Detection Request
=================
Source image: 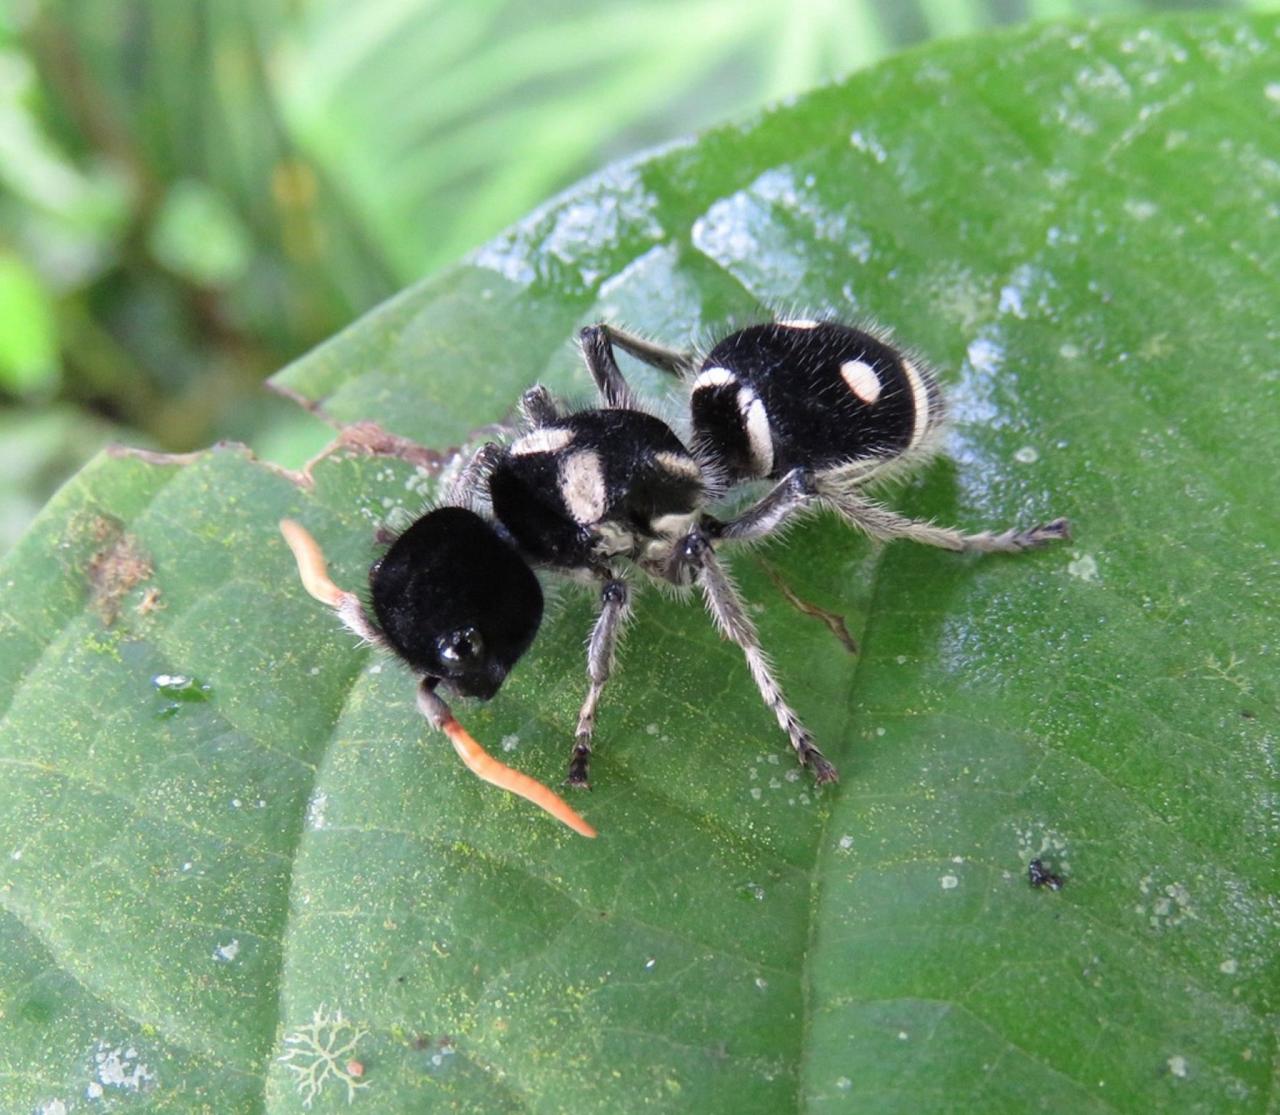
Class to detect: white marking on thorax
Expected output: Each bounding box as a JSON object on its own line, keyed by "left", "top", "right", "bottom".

{"left": 511, "top": 427, "right": 574, "bottom": 455}
{"left": 738, "top": 387, "right": 774, "bottom": 476}
{"left": 902, "top": 359, "right": 932, "bottom": 448}
{"left": 560, "top": 449, "right": 607, "bottom": 524}
{"left": 651, "top": 511, "right": 698, "bottom": 538}
{"left": 653, "top": 450, "right": 703, "bottom": 482}
{"left": 839, "top": 359, "right": 882, "bottom": 404}
{"left": 595, "top": 521, "right": 636, "bottom": 556}
{"left": 693, "top": 366, "right": 737, "bottom": 391}
{"left": 779, "top": 318, "right": 819, "bottom": 329}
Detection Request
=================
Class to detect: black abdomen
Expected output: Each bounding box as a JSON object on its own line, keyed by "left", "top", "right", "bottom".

{"left": 690, "top": 320, "right": 942, "bottom": 482}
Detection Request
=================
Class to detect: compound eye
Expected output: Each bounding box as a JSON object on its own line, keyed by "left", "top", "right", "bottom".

{"left": 439, "top": 626, "right": 485, "bottom": 664}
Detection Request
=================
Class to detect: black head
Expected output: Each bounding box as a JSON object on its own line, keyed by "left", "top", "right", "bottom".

{"left": 369, "top": 507, "right": 543, "bottom": 700}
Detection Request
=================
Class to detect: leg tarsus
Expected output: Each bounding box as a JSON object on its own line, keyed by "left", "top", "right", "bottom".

{"left": 567, "top": 577, "right": 631, "bottom": 789}
{"left": 807, "top": 750, "right": 840, "bottom": 784}
{"left": 578, "top": 326, "right": 636, "bottom": 409}
{"left": 518, "top": 385, "right": 560, "bottom": 428}
{"left": 566, "top": 740, "right": 593, "bottom": 790}
{"left": 823, "top": 489, "right": 1071, "bottom": 555}
{"left": 678, "top": 529, "right": 837, "bottom": 785}
{"left": 583, "top": 322, "right": 695, "bottom": 378}
{"left": 1011, "top": 517, "right": 1072, "bottom": 549}
{"left": 447, "top": 441, "right": 503, "bottom": 509}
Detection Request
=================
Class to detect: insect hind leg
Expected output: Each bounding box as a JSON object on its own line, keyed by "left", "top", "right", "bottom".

{"left": 671, "top": 530, "right": 838, "bottom": 784}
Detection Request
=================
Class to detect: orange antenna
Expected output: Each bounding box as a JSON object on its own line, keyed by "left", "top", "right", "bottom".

{"left": 280, "top": 518, "right": 597, "bottom": 838}
{"left": 280, "top": 518, "right": 346, "bottom": 608}
{"left": 417, "top": 682, "right": 597, "bottom": 838}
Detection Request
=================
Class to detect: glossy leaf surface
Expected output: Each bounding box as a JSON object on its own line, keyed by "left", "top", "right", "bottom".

{"left": 3, "top": 15, "right": 1277, "bottom": 1112}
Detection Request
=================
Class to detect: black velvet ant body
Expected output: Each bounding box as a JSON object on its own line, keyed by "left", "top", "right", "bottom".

{"left": 283, "top": 317, "right": 1069, "bottom": 835}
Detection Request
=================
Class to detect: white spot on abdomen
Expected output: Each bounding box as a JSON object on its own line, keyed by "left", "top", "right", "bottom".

{"left": 511, "top": 427, "right": 574, "bottom": 456}
{"left": 560, "top": 450, "right": 607, "bottom": 524}
{"left": 840, "top": 359, "right": 882, "bottom": 403}
{"left": 738, "top": 388, "right": 774, "bottom": 476}
{"left": 901, "top": 359, "right": 932, "bottom": 447}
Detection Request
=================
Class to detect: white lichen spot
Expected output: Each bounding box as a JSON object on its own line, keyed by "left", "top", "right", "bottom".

{"left": 898, "top": 1030, "right": 910, "bottom": 1041}
{"left": 849, "top": 129, "right": 888, "bottom": 163}
{"left": 836, "top": 1076, "right": 852, "bottom": 1091}
{"left": 785, "top": 769, "right": 801, "bottom": 783}
{"left": 767, "top": 754, "right": 780, "bottom": 765}
{"left": 1124, "top": 199, "right": 1158, "bottom": 221}
{"left": 1016, "top": 825, "right": 1071, "bottom": 873}
{"left": 940, "top": 874, "right": 960, "bottom": 890}
{"left": 769, "top": 777, "right": 782, "bottom": 790}
{"left": 1148, "top": 882, "right": 1195, "bottom": 930}
{"left": 1059, "top": 341, "right": 1081, "bottom": 360}
{"left": 875, "top": 727, "right": 886, "bottom": 738}
{"left": 86, "top": 1081, "right": 104, "bottom": 1097}
{"left": 750, "top": 787, "right": 763, "bottom": 800}
{"left": 646, "top": 723, "right": 660, "bottom": 736}
{"left": 838, "top": 835, "right": 854, "bottom": 851}
{"left": 966, "top": 336, "right": 1004, "bottom": 376}
{"left": 501, "top": 734, "right": 520, "bottom": 753}
{"left": 744, "top": 882, "right": 765, "bottom": 901}
{"left": 214, "top": 939, "right": 240, "bottom": 963}
{"left": 94, "top": 1043, "right": 155, "bottom": 1093}
{"left": 278, "top": 1004, "right": 371, "bottom": 1108}
{"left": 644, "top": 957, "right": 656, "bottom": 970}
{"left": 1067, "top": 554, "right": 1100, "bottom": 582}
{"left": 309, "top": 666, "right": 321, "bottom": 676}
{"left": 998, "top": 284, "right": 1026, "bottom": 318}
{"left": 1167, "top": 1054, "right": 1189, "bottom": 1079}
{"left": 38, "top": 1102, "right": 67, "bottom": 1115}
{"left": 305, "top": 791, "right": 328, "bottom": 831}
{"left": 1013, "top": 445, "right": 1040, "bottom": 464}
{"left": 754, "top": 977, "right": 769, "bottom": 990}
{"left": 1265, "top": 82, "right": 1280, "bottom": 104}
{"left": 1220, "top": 958, "right": 1238, "bottom": 975}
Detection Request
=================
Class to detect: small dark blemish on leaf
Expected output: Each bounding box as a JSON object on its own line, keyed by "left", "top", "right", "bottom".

{"left": 1028, "top": 859, "right": 1064, "bottom": 890}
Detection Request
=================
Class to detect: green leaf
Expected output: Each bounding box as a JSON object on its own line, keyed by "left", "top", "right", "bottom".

{"left": 0, "top": 252, "right": 58, "bottom": 393}
{"left": 3, "top": 13, "right": 1278, "bottom": 1112}
{"left": 148, "top": 180, "right": 254, "bottom": 289}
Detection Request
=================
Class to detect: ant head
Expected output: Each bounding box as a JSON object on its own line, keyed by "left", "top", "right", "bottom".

{"left": 370, "top": 507, "right": 543, "bottom": 700}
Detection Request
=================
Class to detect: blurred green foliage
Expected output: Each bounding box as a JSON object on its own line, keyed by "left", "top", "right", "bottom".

{"left": 0, "top": 0, "right": 1276, "bottom": 552}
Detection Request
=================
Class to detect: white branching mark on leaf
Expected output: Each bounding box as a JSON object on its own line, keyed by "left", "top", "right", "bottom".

{"left": 1202, "top": 651, "right": 1252, "bottom": 695}
{"left": 278, "top": 1004, "right": 371, "bottom": 1107}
